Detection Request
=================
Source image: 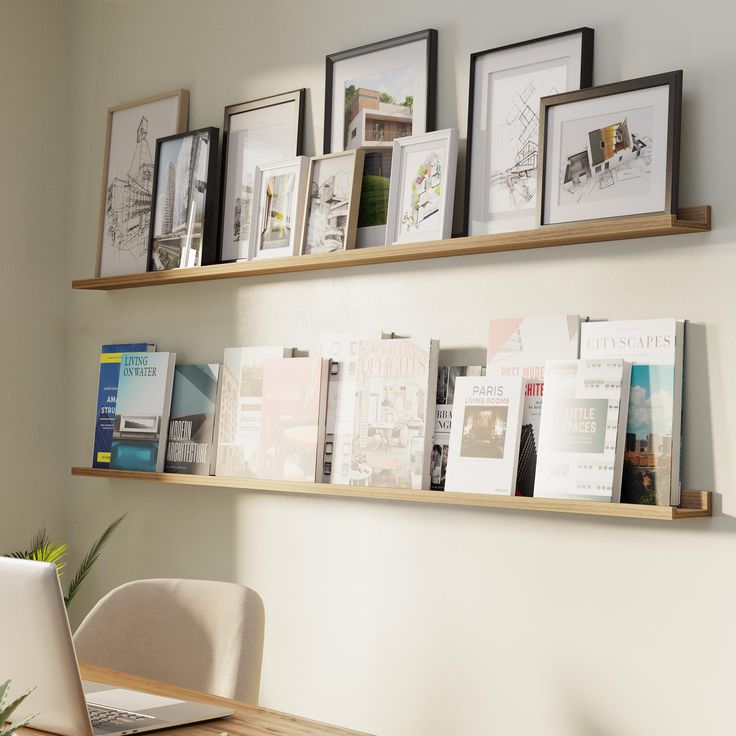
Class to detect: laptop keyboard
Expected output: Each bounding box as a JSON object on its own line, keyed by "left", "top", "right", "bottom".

{"left": 88, "top": 703, "right": 155, "bottom": 728}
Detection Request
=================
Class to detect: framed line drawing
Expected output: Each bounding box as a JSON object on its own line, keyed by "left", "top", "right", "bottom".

{"left": 300, "top": 150, "right": 365, "bottom": 255}
{"left": 465, "top": 28, "right": 593, "bottom": 236}
{"left": 249, "top": 156, "right": 309, "bottom": 260}
{"left": 324, "top": 29, "right": 437, "bottom": 154}
{"left": 538, "top": 70, "right": 682, "bottom": 226}
{"left": 385, "top": 128, "right": 458, "bottom": 245}
{"left": 96, "top": 89, "right": 189, "bottom": 277}
{"left": 219, "top": 89, "right": 305, "bottom": 262}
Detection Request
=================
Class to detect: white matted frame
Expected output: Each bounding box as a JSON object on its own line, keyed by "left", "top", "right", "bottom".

{"left": 385, "top": 128, "right": 458, "bottom": 245}
{"left": 300, "top": 150, "right": 365, "bottom": 255}
{"left": 248, "top": 156, "right": 309, "bottom": 260}
{"left": 96, "top": 89, "right": 189, "bottom": 277}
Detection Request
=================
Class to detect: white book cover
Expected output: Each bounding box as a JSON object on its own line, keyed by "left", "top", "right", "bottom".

{"left": 215, "top": 345, "right": 293, "bottom": 477}
{"left": 487, "top": 316, "right": 581, "bottom": 496}
{"left": 350, "top": 337, "right": 439, "bottom": 490}
{"left": 580, "top": 319, "right": 685, "bottom": 506}
{"left": 431, "top": 365, "right": 485, "bottom": 491}
{"left": 444, "top": 373, "right": 524, "bottom": 495}
{"left": 534, "top": 358, "right": 631, "bottom": 503}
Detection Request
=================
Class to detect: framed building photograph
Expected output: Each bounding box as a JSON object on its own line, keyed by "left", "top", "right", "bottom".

{"left": 96, "top": 89, "right": 189, "bottom": 277}
{"left": 385, "top": 128, "right": 458, "bottom": 245}
{"left": 219, "top": 89, "right": 305, "bottom": 262}
{"left": 538, "top": 70, "right": 682, "bottom": 226}
{"left": 465, "top": 28, "right": 593, "bottom": 236}
{"left": 148, "top": 127, "right": 219, "bottom": 271}
{"left": 324, "top": 29, "right": 437, "bottom": 154}
{"left": 300, "top": 150, "right": 365, "bottom": 255}
{"left": 356, "top": 146, "right": 393, "bottom": 247}
{"left": 249, "top": 156, "right": 310, "bottom": 260}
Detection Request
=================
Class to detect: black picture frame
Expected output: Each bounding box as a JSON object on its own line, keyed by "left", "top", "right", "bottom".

{"left": 218, "top": 89, "right": 305, "bottom": 263}
{"left": 147, "top": 126, "right": 220, "bottom": 272}
{"left": 537, "top": 70, "right": 682, "bottom": 226}
{"left": 324, "top": 29, "right": 438, "bottom": 155}
{"left": 463, "top": 27, "right": 594, "bottom": 237}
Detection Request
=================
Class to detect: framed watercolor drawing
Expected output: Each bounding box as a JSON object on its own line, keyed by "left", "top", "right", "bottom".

{"left": 249, "top": 156, "right": 309, "bottom": 260}
{"left": 324, "top": 29, "right": 437, "bottom": 154}
{"left": 148, "top": 127, "right": 219, "bottom": 271}
{"left": 356, "top": 146, "right": 393, "bottom": 247}
{"left": 219, "top": 89, "right": 305, "bottom": 262}
{"left": 385, "top": 128, "right": 458, "bottom": 245}
{"left": 300, "top": 150, "right": 365, "bottom": 255}
{"left": 538, "top": 70, "right": 682, "bottom": 226}
{"left": 465, "top": 28, "right": 593, "bottom": 236}
{"left": 96, "top": 89, "right": 189, "bottom": 277}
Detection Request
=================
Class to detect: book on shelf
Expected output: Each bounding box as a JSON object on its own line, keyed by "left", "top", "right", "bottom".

{"left": 164, "top": 364, "right": 222, "bottom": 476}
{"left": 431, "top": 365, "right": 485, "bottom": 491}
{"left": 580, "top": 319, "right": 685, "bottom": 506}
{"left": 487, "top": 316, "right": 582, "bottom": 496}
{"left": 534, "top": 358, "right": 631, "bottom": 503}
{"left": 92, "top": 342, "right": 156, "bottom": 468}
{"left": 444, "top": 372, "right": 525, "bottom": 494}
{"left": 215, "top": 346, "right": 293, "bottom": 478}
{"left": 258, "top": 357, "right": 331, "bottom": 482}
{"left": 109, "top": 351, "right": 177, "bottom": 473}
{"left": 350, "top": 337, "right": 440, "bottom": 490}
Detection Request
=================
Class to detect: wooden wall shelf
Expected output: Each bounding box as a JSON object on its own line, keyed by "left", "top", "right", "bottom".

{"left": 70, "top": 467, "right": 712, "bottom": 521}
{"left": 72, "top": 206, "right": 711, "bottom": 291}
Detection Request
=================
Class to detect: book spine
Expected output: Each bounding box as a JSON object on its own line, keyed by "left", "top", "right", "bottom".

{"left": 155, "top": 353, "right": 177, "bottom": 473}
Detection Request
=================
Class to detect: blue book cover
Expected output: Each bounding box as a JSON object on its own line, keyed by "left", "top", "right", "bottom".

{"left": 110, "top": 352, "right": 177, "bottom": 473}
{"left": 92, "top": 342, "right": 155, "bottom": 468}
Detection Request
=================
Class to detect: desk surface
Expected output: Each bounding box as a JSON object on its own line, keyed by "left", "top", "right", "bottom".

{"left": 21, "top": 664, "right": 374, "bottom": 736}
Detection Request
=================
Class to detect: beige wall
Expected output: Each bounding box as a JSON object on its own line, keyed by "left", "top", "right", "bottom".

{"left": 29, "top": 0, "right": 736, "bottom": 734}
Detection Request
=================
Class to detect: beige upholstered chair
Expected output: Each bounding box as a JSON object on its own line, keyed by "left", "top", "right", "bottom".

{"left": 73, "top": 578, "right": 265, "bottom": 704}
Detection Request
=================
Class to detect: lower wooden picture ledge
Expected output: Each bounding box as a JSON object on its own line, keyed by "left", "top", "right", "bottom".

{"left": 70, "top": 467, "right": 711, "bottom": 521}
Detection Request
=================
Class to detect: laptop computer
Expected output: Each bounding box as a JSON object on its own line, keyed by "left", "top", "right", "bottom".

{"left": 1, "top": 557, "right": 234, "bottom": 736}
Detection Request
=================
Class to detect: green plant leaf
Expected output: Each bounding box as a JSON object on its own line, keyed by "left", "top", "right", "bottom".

{"left": 28, "top": 527, "right": 50, "bottom": 554}
{"left": 29, "top": 542, "right": 68, "bottom": 575}
{"left": 0, "top": 679, "right": 10, "bottom": 709}
{"left": 0, "top": 685, "right": 36, "bottom": 726}
{"left": 0, "top": 710, "right": 39, "bottom": 736}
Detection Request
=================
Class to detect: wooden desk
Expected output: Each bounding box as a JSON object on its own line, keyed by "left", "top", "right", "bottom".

{"left": 21, "top": 664, "right": 374, "bottom": 736}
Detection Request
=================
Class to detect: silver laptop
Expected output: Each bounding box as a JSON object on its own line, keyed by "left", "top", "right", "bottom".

{"left": 1, "top": 557, "right": 234, "bottom": 736}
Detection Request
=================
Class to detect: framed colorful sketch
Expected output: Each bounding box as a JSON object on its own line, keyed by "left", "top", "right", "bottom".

{"left": 464, "top": 28, "right": 593, "bottom": 236}
{"left": 219, "top": 89, "right": 305, "bottom": 262}
{"left": 148, "top": 127, "right": 219, "bottom": 271}
{"left": 324, "top": 29, "right": 437, "bottom": 154}
{"left": 538, "top": 70, "right": 682, "bottom": 225}
{"left": 300, "top": 150, "right": 365, "bottom": 255}
{"left": 385, "top": 128, "right": 458, "bottom": 244}
{"left": 249, "top": 156, "right": 309, "bottom": 260}
{"left": 96, "top": 89, "right": 189, "bottom": 277}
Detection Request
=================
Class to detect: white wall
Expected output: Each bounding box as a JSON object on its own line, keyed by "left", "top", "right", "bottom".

{"left": 58, "top": 0, "right": 736, "bottom": 734}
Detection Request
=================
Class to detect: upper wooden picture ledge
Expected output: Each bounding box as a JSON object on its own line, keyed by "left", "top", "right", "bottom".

{"left": 73, "top": 206, "right": 711, "bottom": 291}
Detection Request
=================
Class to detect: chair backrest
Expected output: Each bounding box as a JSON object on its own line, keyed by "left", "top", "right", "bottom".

{"left": 73, "top": 578, "right": 265, "bottom": 704}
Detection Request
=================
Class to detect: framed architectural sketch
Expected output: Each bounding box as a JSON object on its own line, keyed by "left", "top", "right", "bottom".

{"left": 356, "top": 146, "right": 393, "bottom": 248}
{"left": 385, "top": 128, "right": 458, "bottom": 244}
{"left": 148, "top": 127, "right": 219, "bottom": 271}
{"left": 538, "top": 71, "right": 682, "bottom": 226}
{"left": 324, "top": 29, "right": 437, "bottom": 154}
{"left": 300, "top": 150, "right": 365, "bottom": 255}
{"left": 249, "top": 156, "right": 309, "bottom": 260}
{"left": 219, "top": 89, "right": 305, "bottom": 262}
{"left": 96, "top": 89, "right": 189, "bottom": 277}
{"left": 465, "top": 29, "right": 593, "bottom": 236}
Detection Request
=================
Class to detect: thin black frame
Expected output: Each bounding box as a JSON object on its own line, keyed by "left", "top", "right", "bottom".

{"left": 323, "top": 29, "right": 438, "bottom": 155}
{"left": 463, "top": 27, "right": 594, "bottom": 236}
{"left": 537, "top": 69, "right": 682, "bottom": 226}
{"left": 218, "top": 89, "right": 306, "bottom": 263}
{"left": 147, "top": 126, "right": 220, "bottom": 272}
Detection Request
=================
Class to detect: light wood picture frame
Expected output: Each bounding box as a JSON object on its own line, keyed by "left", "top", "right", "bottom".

{"left": 96, "top": 89, "right": 189, "bottom": 277}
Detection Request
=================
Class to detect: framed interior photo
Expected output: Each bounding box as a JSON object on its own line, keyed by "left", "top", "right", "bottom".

{"left": 300, "top": 150, "right": 365, "bottom": 255}
{"left": 539, "top": 70, "right": 682, "bottom": 226}
{"left": 465, "top": 28, "right": 593, "bottom": 236}
{"left": 96, "top": 89, "right": 189, "bottom": 277}
{"left": 219, "top": 89, "right": 305, "bottom": 262}
{"left": 385, "top": 128, "right": 458, "bottom": 245}
{"left": 249, "top": 156, "right": 309, "bottom": 260}
{"left": 356, "top": 146, "right": 393, "bottom": 247}
{"left": 324, "top": 29, "right": 437, "bottom": 154}
{"left": 148, "top": 127, "right": 219, "bottom": 271}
